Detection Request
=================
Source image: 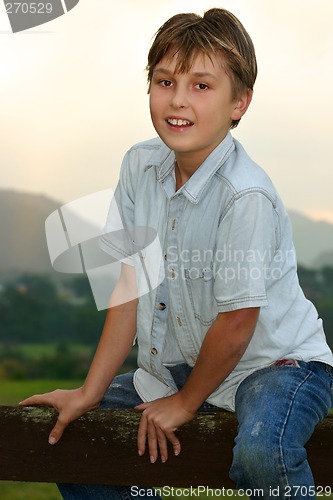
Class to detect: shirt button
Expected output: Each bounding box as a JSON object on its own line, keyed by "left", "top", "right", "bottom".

{"left": 150, "top": 347, "right": 158, "bottom": 356}
{"left": 158, "top": 302, "right": 166, "bottom": 310}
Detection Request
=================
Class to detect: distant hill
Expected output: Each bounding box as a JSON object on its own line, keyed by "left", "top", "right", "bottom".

{"left": 0, "top": 190, "right": 332, "bottom": 282}
{"left": 315, "top": 251, "right": 333, "bottom": 269}
{"left": 288, "top": 210, "right": 333, "bottom": 268}
{"left": 0, "top": 189, "right": 60, "bottom": 281}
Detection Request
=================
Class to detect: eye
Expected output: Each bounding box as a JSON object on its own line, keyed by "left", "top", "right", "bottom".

{"left": 159, "top": 79, "right": 173, "bottom": 87}
{"left": 195, "top": 83, "right": 209, "bottom": 90}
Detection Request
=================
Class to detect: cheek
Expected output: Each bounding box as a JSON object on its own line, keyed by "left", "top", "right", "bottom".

{"left": 196, "top": 105, "right": 217, "bottom": 128}
{"left": 149, "top": 96, "right": 164, "bottom": 131}
{"left": 149, "top": 93, "right": 162, "bottom": 119}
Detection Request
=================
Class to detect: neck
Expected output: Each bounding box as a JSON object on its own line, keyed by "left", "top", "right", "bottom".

{"left": 174, "top": 152, "right": 203, "bottom": 190}
{"left": 175, "top": 160, "right": 193, "bottom": 190}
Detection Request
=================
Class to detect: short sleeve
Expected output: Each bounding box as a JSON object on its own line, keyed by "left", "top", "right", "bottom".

{"left": 98, "top": 149, "right": 165, "bottom": 298}
{"left": 99, "top": 150, "right": 136, "bottom": 263}
{"left": 214, "top": 191, "right": 278, "bottom": 312}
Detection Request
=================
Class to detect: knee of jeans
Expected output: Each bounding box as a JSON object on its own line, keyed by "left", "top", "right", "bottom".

{"left": 282, "top": 442, "right": 308, "bottom": 473}
{"left": 230, "top": 433, "right": 279, "bottom": 485}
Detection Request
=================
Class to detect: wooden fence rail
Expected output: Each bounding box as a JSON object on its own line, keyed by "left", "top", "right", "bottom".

{"left": 0, "top": 406, "right": 332, "bottom": 488}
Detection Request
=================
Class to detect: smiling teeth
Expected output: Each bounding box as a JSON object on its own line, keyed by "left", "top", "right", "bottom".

{"left": 168, "top": 119, "right": 191, "bottom": 126}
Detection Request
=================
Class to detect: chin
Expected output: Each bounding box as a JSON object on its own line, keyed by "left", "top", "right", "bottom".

{"left": 159, "top": 134, "right": 194, "bottom": 152}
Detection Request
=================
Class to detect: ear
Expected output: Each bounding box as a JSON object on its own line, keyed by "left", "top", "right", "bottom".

{"left": 231, "top": 88, "right": 253, "bottom": 121}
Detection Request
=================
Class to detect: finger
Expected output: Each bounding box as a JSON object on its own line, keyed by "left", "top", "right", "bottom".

{"left": 19, "top": 394, "right": 54, "bottom": 407}
{"left": 137, "top": 413, "right": 148, "bottom": 457}
{"left": 156, "top": 428, "right": 168, "bottom": 463}
{"left": 147, "top": 420, "right": 158, "bottom": 464}
{"left": 134, "top": 402, "right": 151, "bottom": 411}
{"left": 165, "top": 431, "right": 181, "bottom": 457}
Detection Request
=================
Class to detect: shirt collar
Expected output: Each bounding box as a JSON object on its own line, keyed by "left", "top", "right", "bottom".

{"left": 145, "top": 132, "right": 235, "bottom": 204}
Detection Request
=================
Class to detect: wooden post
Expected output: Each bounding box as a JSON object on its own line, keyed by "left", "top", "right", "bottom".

{"left": 0, "top": 406, "right": 332, "bottom": 488}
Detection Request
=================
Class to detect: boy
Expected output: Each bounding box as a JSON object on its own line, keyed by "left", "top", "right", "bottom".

{"left": 21, "top": 8, "right": 333, "bottom": 499}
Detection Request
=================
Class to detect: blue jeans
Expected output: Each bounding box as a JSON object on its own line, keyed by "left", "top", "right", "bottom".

{"left": 58, "top": 362, "right": 333, "bottom": 499}
{"left": 230, "top": 360, "right": 333, "bottom": 499}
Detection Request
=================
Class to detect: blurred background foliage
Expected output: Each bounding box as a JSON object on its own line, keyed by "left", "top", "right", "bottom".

{"left": 0, "top": 266, "right": 332, "bottom": 382}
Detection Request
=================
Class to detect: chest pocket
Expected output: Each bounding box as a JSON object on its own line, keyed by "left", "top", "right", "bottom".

{"left": 184, "top": 266, "right": 218, "bottom": 326}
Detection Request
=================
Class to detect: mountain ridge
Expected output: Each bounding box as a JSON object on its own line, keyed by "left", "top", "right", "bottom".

{"left": 0, "top": 189, "right": 332, "bottom": 281}
{"left": 288, "top": 210, "right": 333, "bottom": 268}
{"left": 0, "top": 189, "right": 61, "bottom": 280}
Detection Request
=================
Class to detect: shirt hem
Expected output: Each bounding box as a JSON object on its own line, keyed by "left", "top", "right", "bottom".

{"left": 217, "top": 298, "right": 268, "bottom": 312}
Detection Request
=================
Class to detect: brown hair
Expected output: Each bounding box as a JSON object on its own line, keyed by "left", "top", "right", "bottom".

{"left": 146, "top": 8, "right": 257, "bottom": 128}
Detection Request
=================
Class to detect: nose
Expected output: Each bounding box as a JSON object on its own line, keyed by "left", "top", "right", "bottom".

{"left": 170, "top": 85, "right": 189, "bottom": 109}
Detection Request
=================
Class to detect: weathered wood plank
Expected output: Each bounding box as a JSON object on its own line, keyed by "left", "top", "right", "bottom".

{"left": 0, "top": 406, "right": 332, "bottom": 488}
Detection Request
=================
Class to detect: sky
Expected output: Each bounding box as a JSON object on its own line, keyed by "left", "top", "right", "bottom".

{"left": 0, "top": 0, "right": 332, "bottom": 222}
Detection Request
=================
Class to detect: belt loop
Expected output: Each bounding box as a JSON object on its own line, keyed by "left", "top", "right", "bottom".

{"left": 325, "top": 363, "right": 333, "bottom": 375}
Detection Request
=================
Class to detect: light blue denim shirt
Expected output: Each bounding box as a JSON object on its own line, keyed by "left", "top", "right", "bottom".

{"left": 100, "top": 132, "right": 333, "bottom": 411}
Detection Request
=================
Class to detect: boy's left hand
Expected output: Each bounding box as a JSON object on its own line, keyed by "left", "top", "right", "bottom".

{"left": 135, "top": 393, "right": 195, "bottom": 463}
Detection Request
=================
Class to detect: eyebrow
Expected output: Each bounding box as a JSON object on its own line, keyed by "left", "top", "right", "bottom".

{"left": 153, "top": 67, "right": 218, "bottom": 80}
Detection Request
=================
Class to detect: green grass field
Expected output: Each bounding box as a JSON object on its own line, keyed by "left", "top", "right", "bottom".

{"left": 0, "top": 481, "right": 61, "bottom": 500}
{"left": 0, "top": 378, "right": 83, "bottom": 405}
{"left": 0, "top": 379, "right": 84, "bottom": 406}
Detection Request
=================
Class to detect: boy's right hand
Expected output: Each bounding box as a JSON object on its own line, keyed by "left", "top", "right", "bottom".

{"left": 19, "top": 387, "right": 99, "bottom": 445}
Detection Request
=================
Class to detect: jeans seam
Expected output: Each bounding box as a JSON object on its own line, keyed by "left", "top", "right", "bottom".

{"left": 278, "top": 370, "right": 312, "bottom": 492}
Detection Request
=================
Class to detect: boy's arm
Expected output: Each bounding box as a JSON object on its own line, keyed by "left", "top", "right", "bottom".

{"left": 20, "top": 263, "right": 138, "bottom": 444}
{"left": 136, "top": 307, "right": 259, "bottom": 463}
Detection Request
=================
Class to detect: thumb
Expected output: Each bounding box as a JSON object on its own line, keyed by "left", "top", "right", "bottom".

{"left": 48, "top": 416, "right": 68, "bottom": 445}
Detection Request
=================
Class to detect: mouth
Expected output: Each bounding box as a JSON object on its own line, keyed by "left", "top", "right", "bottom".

{"left": 166, "top": 118, "right": 193, "bottom": 127}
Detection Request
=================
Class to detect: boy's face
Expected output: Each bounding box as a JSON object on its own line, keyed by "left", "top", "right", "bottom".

{"left": 149, "top": 52, "right": 250, "bottom": 170}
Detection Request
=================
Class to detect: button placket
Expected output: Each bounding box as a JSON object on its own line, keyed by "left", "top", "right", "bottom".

{"left": 149, "top": 260, "right": 168, "bottom": 375}
{"left": 166, "top": 196, "right": 199, "bottom": 362}
{"left": 167, "top": 198, "right": 185, "bottom": 339}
